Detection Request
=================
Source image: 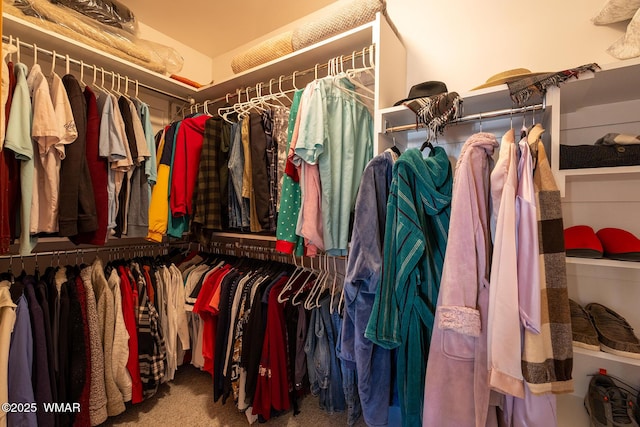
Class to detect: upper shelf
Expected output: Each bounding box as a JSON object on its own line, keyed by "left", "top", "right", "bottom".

{"left": 2, "top": 13, "right": 197, "bottom": 100}
{"left": 2, "top": 11, "right": 390, "bottom": 107}
{"left": 560, "top": 57, "right": 640, "bottom": 113}
{"left": 378, "top": 83, "right": 544, "bottom": 135}
{"left": 192, "top": 21, "right": 376, "bottom": 102}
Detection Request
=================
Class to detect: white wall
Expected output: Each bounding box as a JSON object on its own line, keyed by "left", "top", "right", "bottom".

{"left": 210, "top": 6, "right": 342, "bottom": 84}
{"left": 137, "top": 22, "right": 214, "bottom": 86}
{"left": 386, "top": 0, "right": 629, "bottom": 93}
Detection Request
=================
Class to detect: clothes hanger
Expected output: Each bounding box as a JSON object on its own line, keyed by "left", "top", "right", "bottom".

{"left": 312, "top": 255, "right": 335, "bottom": 310}
{"left": 292, "top": 70, "right": 300, "bottom": 91}
{"left": 278, "top": 75, "right": 292, "bottom": 104}
{"left": 7, "top": 36, "right": 13, "bottom": 63}
{"left": 65, "top": 54, "right": 70, "bottom": 76}
{"left": 123, "top": 76, "right": 131, "bottom": 99}
{"left": 334, "top": 52, "right": 375, "bottom": 104}
{"left": 267, "top": 78, "right": 287, "bottom": 108}
{"left": 277, "top": 254, "right": 305, "bottom": 303}
{"left": 420, "top": 129, "right": 434, "bottom": 152}
{"left": 32, "top": 43, "right": 38, "bottom": 67}
{"left": 49, "top": 50, "right": 57, "bottom": 76}
{"left": 291, "top": 257, "right": 318, "bottom": 306}
{"left": 79, "top": 60, "right": 86, "bottom": 88}
{"left": 133, "top": 80, "right": 144, "bottom": 103}
{"left": 305, "top": 255, "right": 328, "bottom": 310}
{"left": 344, "top": 50, "right": 375, "bottom": 96}
{"left": 330, "top": 256, "right": 346, "bottom": 314}
{"left": 15, "top": 37, "right": 21, "bottom": 64}
{"left": 390, "top": 135, "right": 402, "bottom": 156}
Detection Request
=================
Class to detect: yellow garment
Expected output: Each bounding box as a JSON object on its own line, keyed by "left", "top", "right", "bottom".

{"left": 146, "top": 138, "right": 168, "bottom": 242}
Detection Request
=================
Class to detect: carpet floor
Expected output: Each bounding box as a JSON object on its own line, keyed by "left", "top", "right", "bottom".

{"left": 101, "top": 364, "right": 368, "bottom": 427}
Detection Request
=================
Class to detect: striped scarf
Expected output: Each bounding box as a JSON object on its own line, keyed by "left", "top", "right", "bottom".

{"left": 508, "top": 63, "right": 600, "bottom": 106}
{"left": 404, "top": 92, "right": 462, "bottom": 137}
{"left": 521, "top": 138, "right": 574, "bottom": 394}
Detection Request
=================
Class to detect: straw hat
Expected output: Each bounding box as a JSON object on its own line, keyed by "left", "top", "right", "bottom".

{"left": 472, "top": 68, "right": 548, "bottom": 90}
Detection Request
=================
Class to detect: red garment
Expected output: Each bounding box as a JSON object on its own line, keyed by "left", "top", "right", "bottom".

{"left": 142, "top": 265, "right": 155, "bottom": 306}
{"left": 118, "top": 266, "right": 144, "bottom": 404}
{"left": 170, "top": 115, "right": 209, "bottom": 216}
{"left": 71, "top": 87, "right": 108, "bottom": 245}
{"left": 1, "top": 61, "right": 19, "bottom": 253}
{"left": 193, "top": 265, "right": 230, "bottom": 375}
{"left": 252, "top": 282, "right": 290, "bottom": 420}
{"left": 74, "top": 275, "right": 92, "bottom": 427}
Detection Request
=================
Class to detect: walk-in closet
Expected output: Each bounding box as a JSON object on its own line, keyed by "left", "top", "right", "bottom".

{"left": 2, "top": 0, "right": 640, "bottom": 426}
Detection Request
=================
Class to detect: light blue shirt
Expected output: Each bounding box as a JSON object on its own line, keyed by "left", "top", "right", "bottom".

{"left": 4, "top": 63, "right": 36, "bottom": 255}
{"left": 133, "top": 99, "right": 158, "bottom": 186}
{"left": 295, "top": 75, "right": 373, "bottom": 256}
{"left": 97, "top": 93, "right": 127, "bottom": 233}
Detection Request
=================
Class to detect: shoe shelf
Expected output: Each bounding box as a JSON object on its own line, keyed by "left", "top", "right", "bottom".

{"left": 574, "top": 347, "right": 640, "bottom": 367}
{"left": 566, "top": 257, "right": 640, "bottom": 270}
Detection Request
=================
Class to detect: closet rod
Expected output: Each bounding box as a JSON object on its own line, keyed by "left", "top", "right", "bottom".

{"left": 384, "top": 101, "right": 545, "bottom": 134}
{"left": 0, "top": 241, "right": 191, "bottom": 260}
{"left": 196, "top": 44, "right": 376, "bottom": 108}
{"left": 2, "top": 34, "right": 192, "bottom": 103}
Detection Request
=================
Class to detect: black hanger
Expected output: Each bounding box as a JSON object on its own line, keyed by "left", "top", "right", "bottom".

{"left": 390, "top": 135, "right": 402, "bottom": 156}
{"left": 420, "top": 139, "right": 433, "bottom": 152}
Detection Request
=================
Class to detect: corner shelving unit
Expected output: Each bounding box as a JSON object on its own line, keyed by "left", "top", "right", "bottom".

{"left": 554, "top": 57, "right": 640, "bottom": 427}
{"left": 377, "top": 57, "right": 640, "bottom": 427}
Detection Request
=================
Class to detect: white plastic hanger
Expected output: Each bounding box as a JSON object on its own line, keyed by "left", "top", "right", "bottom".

{"left": 277, "top": 254, "right": 306, "bottom": 303}
{"left": 79, "top": 60, "right": 86, "bottom": 88}
{"left": 50, "top": 50, "right": 57, "bottom": 76}
{"left": 65, "top": 54, "right": 70, "bottom": 75}
{"left": 292, "top": 70, "right": 300, "bottom": 90}
{"left": 278, "top": 75, "right": 292, "bottom": 103}
{"left": 32, "top": 43, "right": 38, "bottom": 66}
{"left": 305, "top": 255, "right": 327, "bottom": 309}
{"left": 291, "top": 257, "right": 317, "bottom": 306}
{"left": 15, "top": 37, "right": 21, "bottom": 64}
{"left": 7, "top": 36, "right": 14, "bottom": 63}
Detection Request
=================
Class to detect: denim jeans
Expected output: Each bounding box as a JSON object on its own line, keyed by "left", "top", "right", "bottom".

{"left": 336, "top": 309, "right": 362, "bottom": 426}
{"left": 305, "top": 297, "right": 346, "bottom": 414}
{"left": 319, "top": 297, "right": 345, "bottom": 414}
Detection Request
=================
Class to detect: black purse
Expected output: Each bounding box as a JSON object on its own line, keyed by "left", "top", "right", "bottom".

{"left": 559, "top": 144, "right": 640, "bottom": 169}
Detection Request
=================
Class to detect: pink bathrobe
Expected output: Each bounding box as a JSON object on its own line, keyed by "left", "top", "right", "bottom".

{"left": 423, "top": 132, "right": 498, "bottom": 427}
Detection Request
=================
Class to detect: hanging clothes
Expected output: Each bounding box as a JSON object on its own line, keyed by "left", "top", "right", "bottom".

{"left": 6, "top": 63, "right": 36, "bottom": 254}
{"left": 60, "top": 74, "right": 98, "bottom": 237}
{"left": 0, "top": 59, "right": 20, "bottom": 255}
{"left": 192, "top": 117, "right": 225, "bottom": 240}
{"left": 7, "top": 290, "right": 37, "bottom": 427}
{"left": 97, "top": 92, "right": 130, "bottom": 239}
{"left": 487, "top": 129, "right": 524, "bottom": 399}
{"left": 105, "top": 266, "right": 132, "bottom": 402}
{"left": 366, "top": 146, "right": 452, "bottom": 427}
{"left": 273, "top": 105, "right": 290, "bottom": 212}
{"left": 23, "top": 276, "right": 55, "bottom": 427}
{"left": 275, "top": 90, "right": 304, "bottom": 255}
{"left": 501, "top": 128, "right": 556, "bottom": 427}
{"left": 71, "top": 86, "right": 109, "bottom": 245}
{"left": 294, "top": 76, "right": 374, "bottom": 256}
{"left": 0, "top": 279, "right": 17, "bottom": 427}
{"left": 340, "top": 148, "right": 397, "bottom": 427}
{"left": 422, "top": 133, "right": 499, "bottom": 427}
{"left": 521, "top": 126, "right": 573, "bottom": 394}
{"left": 91, "top": 258, "right": 126, "bottom": 416}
